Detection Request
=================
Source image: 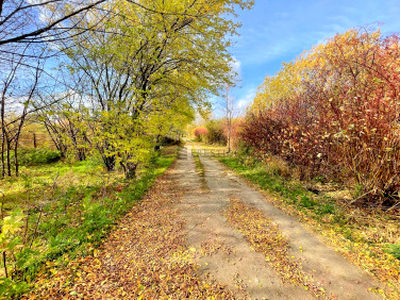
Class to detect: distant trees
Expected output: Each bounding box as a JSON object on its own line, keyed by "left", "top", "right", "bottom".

{"left": 205, "top": 120, "right": 227, "bottom": 145}
{"left": 224, "top": 85, "right": 235, "bottom": 153}
{"left": 193, "top": 127, "right": 209, "bottom": 142}
{"left": 195, "top": 117, "right": 243, "bottom": 151}
{"left": 0, "top": 46, "right": 46, "bottom": 176}
{"left": 243, "top": 28, "right": 400, "bottom": 206}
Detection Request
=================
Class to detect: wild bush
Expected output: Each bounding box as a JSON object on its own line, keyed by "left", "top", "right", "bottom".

{"left": 193, "top": 127, "right": 209, "bottom": 142}
{"left": 19, "top": 148, "right": 62, "bottom": 166}
{"left": 205, "top": 120, "right": 227, "bottom": 145}
{"left": 243, "top": 28, "right": 400, "bottom": 206}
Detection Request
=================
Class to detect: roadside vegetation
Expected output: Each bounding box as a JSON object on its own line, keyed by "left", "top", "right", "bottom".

{"left": 216, "top": 152, "right": 399, "bottom": 298}
{"left": 0, "top": 146, "right": 178, "bottom": 297}
{"left": 244, "top": 28, "right": 400, "bottom": 208}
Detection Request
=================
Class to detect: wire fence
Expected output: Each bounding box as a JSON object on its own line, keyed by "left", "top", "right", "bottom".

{"left": 0, "top": 132, "right": 56, "bottom": 152}
{"left": 194, "top": 149, "right": 230, "bottom": 157}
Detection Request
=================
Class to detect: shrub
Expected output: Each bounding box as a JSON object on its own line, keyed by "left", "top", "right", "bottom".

{"left": 19, "top": 148, "right": 62, "bottom": 166}
{"left": 205, "top": 120, "right": 226, "bottom": 145}
{"left": 243, "top": 28, "right": 400, "bottom": 206}
{"left": 192, "top": 127, "right": 209, "bottom": 142}
{"left": 223, "top": 118, "right": 244, "bottom": 151}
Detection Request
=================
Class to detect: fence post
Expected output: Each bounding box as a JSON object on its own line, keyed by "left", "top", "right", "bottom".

{"left": 33, "top": 133, "right": 37, "bottom": 149}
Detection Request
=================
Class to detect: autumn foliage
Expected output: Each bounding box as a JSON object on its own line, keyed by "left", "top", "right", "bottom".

{"left": 193, "top": 127, "right": 209, "bottom": 141}
{"left": 243, "top": 28, "right": 400, "bottom": 206}
{"left": 223, "top": 118, "right": 244, "bottom": 151}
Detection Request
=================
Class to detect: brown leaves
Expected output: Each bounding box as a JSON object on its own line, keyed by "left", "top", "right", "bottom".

{"left": 27, "top": 174, "right": 233, "bottom": 299}
{"left": 224, "top": 198, "right": 329, "bottom": 298}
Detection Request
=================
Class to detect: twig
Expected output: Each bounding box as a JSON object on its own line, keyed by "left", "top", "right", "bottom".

{"left": 349, "top": 190, "right": 374, "bottom": 205}
{"left": 387, "top": 201, "right": 400, "bottom": 212}
{"left": 23, "top": 210, "right": 30, "bottom": 246}
{"left": 2, "top": 251, "right": 8, "bottom": 278}
{"left": 50, "top": 174, "right": 60, "bottom": 198}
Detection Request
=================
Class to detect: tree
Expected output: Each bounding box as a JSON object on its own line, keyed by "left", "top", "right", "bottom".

{"left": 39, "top": 91, "right": 90, "bottom": 161}
{"left": 0, "top": 0, "right": 107, "bottom": 47}
{"left": 0, "top": 45, "right": 46, "bottom": 176}
{"left": 57, "top": 0, "right": 253, "bottom": 178}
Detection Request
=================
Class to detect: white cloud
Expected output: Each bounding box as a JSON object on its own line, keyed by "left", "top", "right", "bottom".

{"left": 236, "top": 87, "right": 257, "bottom": 112}
{"left": 230, "top": 56, "right": 242, "bottom": 79}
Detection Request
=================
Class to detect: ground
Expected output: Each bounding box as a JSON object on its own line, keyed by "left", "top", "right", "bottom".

{"left": 28, "top": 146, "right": 383, "bottom": 299}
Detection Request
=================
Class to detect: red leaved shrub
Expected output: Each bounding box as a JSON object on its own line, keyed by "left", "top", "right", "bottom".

{"left": 242, "top": 28, "right": 400, "bottom": 206}
{"left": 193, "top": 127, "right": 209, "bottom": 142}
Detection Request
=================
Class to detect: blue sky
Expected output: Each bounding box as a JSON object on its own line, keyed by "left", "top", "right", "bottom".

{"left": 223, "top": 0, "right": 400, "bottom": 113}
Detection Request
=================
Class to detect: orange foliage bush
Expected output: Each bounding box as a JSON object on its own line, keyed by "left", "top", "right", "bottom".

{"left": 223, "top": 118, "right": 244, "bottom": 151}
{"left": 193, "top": 127, "right": 209, "bottom": 141}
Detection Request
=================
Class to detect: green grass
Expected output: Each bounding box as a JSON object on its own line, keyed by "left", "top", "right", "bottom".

{"left": 1, "top": 158, "right": 107, "bottom": 209}
{"left": 191, "top": 142, "right": 227, "bottom": 151}
{"left": 0, "top": 147, "right": 179, "bottom": 298}
{"left": 191, "top": 148, "right": 207, "bottom": 189}
{"left": 219, "top": 156, "right": 337, "bottom": 220}
{"left": 18, "top": 148, "right": 62, "bottom": 166}
{"left": 385, "top": 244, "right": 400, "bottom": 260}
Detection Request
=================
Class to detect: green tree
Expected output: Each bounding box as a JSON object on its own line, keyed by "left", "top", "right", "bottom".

{"left": 58, "top": 0, "right": 253, "bottom": 178}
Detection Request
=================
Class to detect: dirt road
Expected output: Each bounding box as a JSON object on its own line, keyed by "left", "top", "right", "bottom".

{"left": 31, "top": 146, "right": 383, "bottom": 299}
{"left": 174, "top": 146, "right": 381, "bottom": 299}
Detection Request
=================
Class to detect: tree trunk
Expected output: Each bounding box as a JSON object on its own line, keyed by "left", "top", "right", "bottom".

{"left": 1, "top": 96, "right": 5, "bottom": 178}
{"left": 76, "top": 148, "right": 86, "bottom": 161}
{"left": 1, "top": 134, "right": 4, "bottom": 178}
{"left": 125, "top": 162, "right": 137, "bottom": 180}
{"left": 104, "top": 155, "right": 116, "bottom": 171}
{"left": 14, "top": 145, "right": 19, "bottom": 177}
{"left": 33, "top": 133, "right": 37, "bottom": 148}
{"left": 6, "top": 141, "right": 11, "bottom": 176}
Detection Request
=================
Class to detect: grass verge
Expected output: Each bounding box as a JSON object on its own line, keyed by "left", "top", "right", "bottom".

{"left": 218, "top": 155, "right": 400, "bottom": 299}
{"left": 0, "top": 147, "right": 178, "bottom": 298}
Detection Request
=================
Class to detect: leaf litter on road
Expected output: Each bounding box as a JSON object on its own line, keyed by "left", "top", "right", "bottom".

{"left": 26, "top": 173, "right": 233, "bottom": 299}
{"left": 224, "top": 197, "right": 336, "bottom": 299}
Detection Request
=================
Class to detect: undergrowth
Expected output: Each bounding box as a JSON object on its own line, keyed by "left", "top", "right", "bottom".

{"left": 0, "top": 147, "right": 178, "bottom": 298}
{"left": 19, "top": 148, "right": 62, "bottom": 166}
